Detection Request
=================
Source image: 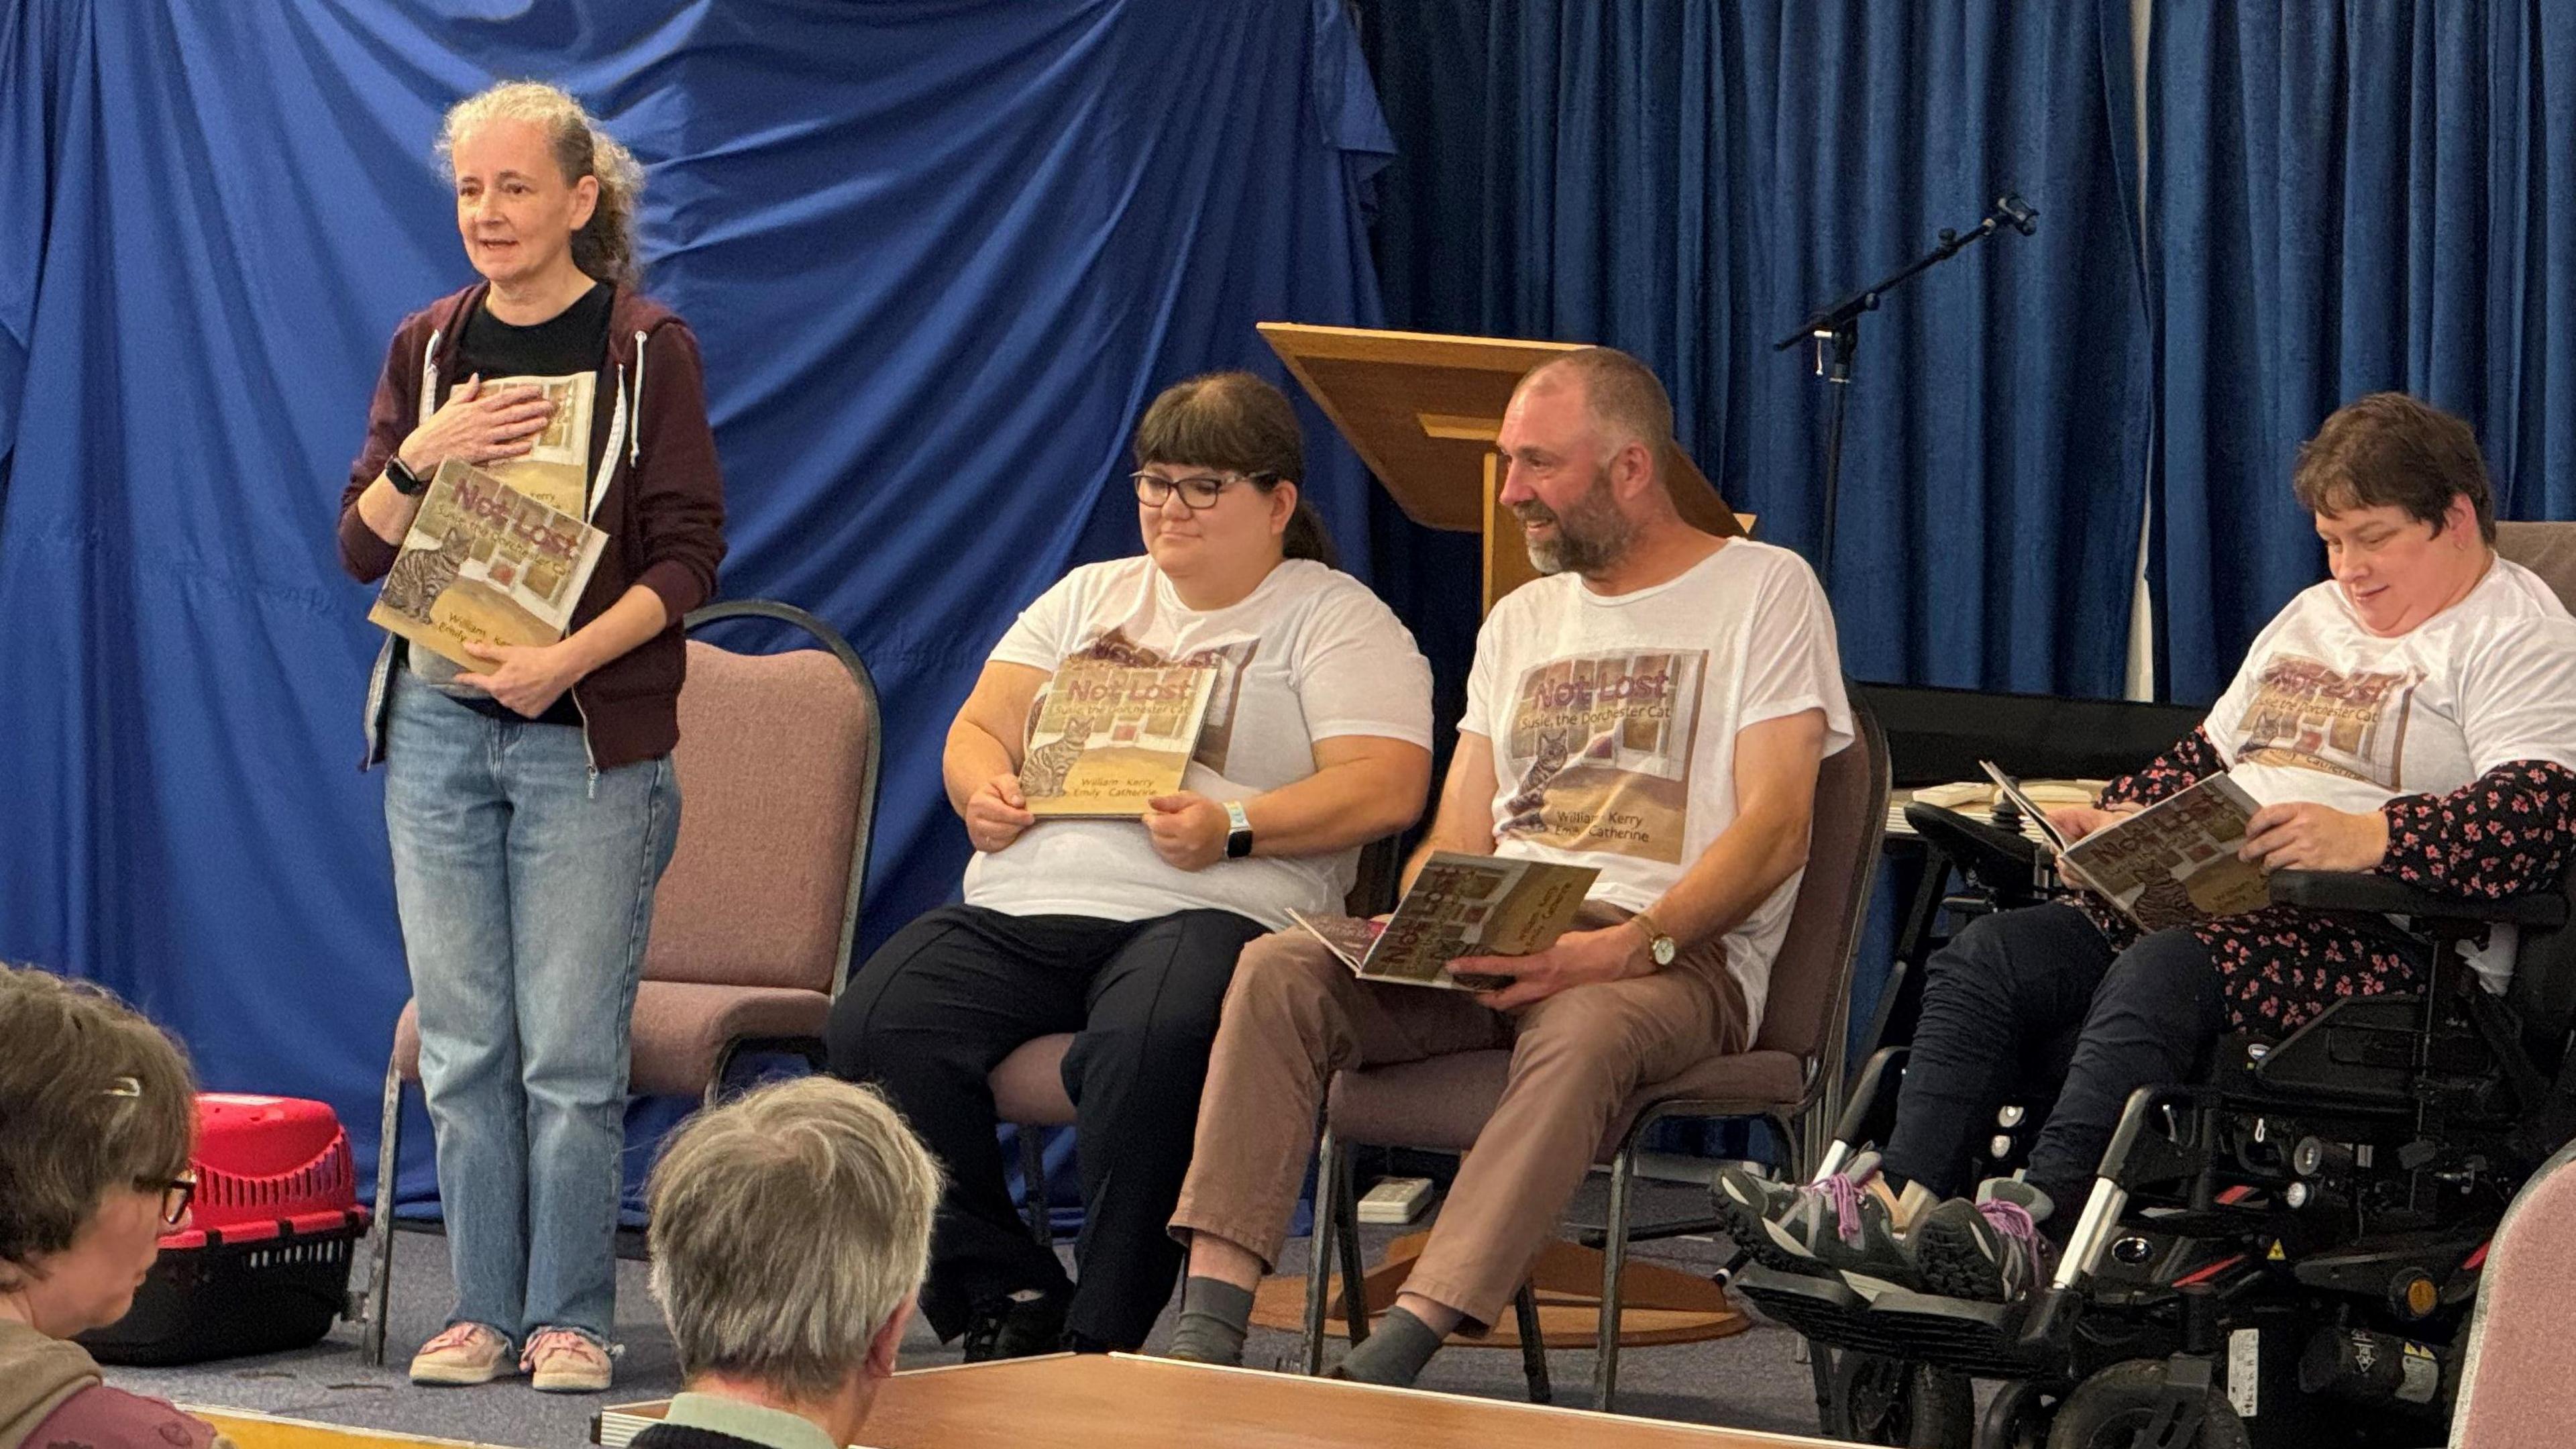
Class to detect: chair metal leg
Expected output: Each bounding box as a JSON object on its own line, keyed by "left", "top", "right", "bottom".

{"left": 1018, "top": 1126, "right": 1052, "bottom": 1246}
{"left": 1301, "top": 1130, "right": 1342, "bottom": 1375}
{"left": 1512, "top": 1282, "right": 1552, "bottom": 1404}
{"left": 362, "top": 1064, "right": 403, "bottom": 1366}
{"left": 1333, "top": 1142, "right": 1370, "bottom": 1347}
{"left": 1809, "top": 1340, "right": 1841, "bottom": 1436}
{"left": 1593, "top": 1143, "right": 1635, "bottom": 1412}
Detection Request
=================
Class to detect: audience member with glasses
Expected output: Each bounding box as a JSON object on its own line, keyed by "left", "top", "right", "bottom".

{"left": 826, "top": 371, "right": 1433, "bottom": 1359}
{"left": 0, "top": 964, "right": 231, "bottom": 1449}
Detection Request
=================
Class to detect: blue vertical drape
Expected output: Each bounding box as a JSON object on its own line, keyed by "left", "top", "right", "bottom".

{"left": 1361, "top": 0, "right": 2152, "bottom": 702}
{"left": 0, "top": 0, "right": 1391, "bottom": 1201}
{"left": 2149, "top": 2, "right": 2576, "bottom": 702}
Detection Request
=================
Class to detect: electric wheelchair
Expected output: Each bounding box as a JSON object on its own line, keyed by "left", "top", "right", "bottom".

{"left": 1735, "top": 801, "right": 2576, "bottom": 1449}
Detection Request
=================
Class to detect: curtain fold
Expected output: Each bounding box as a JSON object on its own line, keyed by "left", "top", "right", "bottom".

{"left": 1362, "top": 0, "right": 2151, "bottom": 702}
{"left": 2149, "top": 1, "right": 2576, "bottom": 702}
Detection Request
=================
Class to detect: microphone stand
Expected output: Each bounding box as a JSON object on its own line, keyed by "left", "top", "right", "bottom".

{"left": 1773, "top": 194, "right": 2037, "bottom": 592}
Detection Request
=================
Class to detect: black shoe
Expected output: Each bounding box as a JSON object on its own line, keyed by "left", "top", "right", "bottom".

{"left": 961, "top": 1290, "right": 1069, "bottom": 1362}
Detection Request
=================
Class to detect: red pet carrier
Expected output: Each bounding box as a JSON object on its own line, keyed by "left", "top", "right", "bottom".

{"left": 77, "top": 1093, "right": 370, "bottom": 1366}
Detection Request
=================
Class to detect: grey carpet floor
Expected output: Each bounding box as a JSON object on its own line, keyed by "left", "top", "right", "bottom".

{"left": 107, "top": 1179, "right": 1833, "bottom": 1446}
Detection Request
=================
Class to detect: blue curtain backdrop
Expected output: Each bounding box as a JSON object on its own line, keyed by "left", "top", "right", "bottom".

{"left": 2149, "top": 2, "right": 2576, "bottom": 702}
{"left": 0, "top": 0, "right": 1391, "bottom": 1205}
{"left": 1361, "top": 0, "right": 2152, "bottom": 702}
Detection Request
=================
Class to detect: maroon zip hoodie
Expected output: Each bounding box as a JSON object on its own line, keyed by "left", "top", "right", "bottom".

{"left": 337, "top": 282, "right": 727, "bottom": 769}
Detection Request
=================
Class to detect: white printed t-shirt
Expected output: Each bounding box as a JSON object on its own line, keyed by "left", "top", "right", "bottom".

{"left": 1461, "top": 540, "right": 1853, "bottom": 1035}
{"left": 2202, "top": 556, "right": 2576, "bottom": 989}
{"left": 964, "top": 556, "right": 1434, "bottom": 930}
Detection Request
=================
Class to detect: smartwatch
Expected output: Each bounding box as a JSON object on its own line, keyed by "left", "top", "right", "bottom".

{"left": 1628, "top": 909, "right": 1678, "bottom": 967}
{"left": 386, "top": 455, "right": 431, "bottom": 496}
{"left": 1223, "top": 800, "right": 1254, "bottom": 859}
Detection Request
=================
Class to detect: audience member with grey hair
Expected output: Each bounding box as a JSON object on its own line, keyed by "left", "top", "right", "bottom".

{"left": 632, "top": 1077, "right": 942, "bottom": 1449}
{"left": 0, "top": 965, "right": 232, "bottom": 1449}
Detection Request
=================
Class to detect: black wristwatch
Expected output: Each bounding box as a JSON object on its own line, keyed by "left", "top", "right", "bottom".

{"left": 1224, "top": 800, "right": 1254, "bottom": 859}
{"left": 386, "top": 455, "right": 431, "bottom": 496}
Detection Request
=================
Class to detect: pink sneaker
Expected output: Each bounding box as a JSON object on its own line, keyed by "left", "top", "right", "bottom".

{"left": 409, "top": 1322, "right": 513, "bottom": 1386}
{"left": 523, "top": 1328, "right": 614, "bottom": 1393}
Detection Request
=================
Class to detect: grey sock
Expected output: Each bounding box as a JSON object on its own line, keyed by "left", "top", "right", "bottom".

{"left": 1165, "top": 1276, "right": 1255, "bottom": 1366}
{"left": 1333, "top": 1305, "right": 1444, "bottom": 1387}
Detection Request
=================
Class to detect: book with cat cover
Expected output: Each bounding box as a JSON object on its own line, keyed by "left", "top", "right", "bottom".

{"left": 1289, "top": 851, "right": 1601, "bottom": 990}
{"left": 1981, "top": 761, "right": 2270, "bottom": 932}
{"left": 368, "top": 458, "right": 608, "bottom": 669}
{"left": 1018, "top": 661, "right": 1221, "bottom": 817}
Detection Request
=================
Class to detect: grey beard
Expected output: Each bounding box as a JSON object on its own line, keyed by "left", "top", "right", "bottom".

{"left": 1525, "top": 511, "right": 1631, "bottom": 577}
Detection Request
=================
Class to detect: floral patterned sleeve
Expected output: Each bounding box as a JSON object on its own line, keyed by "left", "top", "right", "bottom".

{"left": 2375, "top": 759, "right": 2576, "bottom": 901}
{"left": 2098, "top": 727, "right": 2226, "bottom": 810}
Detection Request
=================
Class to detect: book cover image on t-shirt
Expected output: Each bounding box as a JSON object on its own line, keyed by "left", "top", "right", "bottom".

{"left": 368, "top": 459, "right": 608, "bottom": 669}
{"left": 1018, "top": 661, "right": 1220, "bottom": 817}
{"left": 2231, "top": 653, "right": 2424, "bottom": 790}
{"left": 475, "top": 372, "right": 595, "bottom": 518}
{"left": 1495, "top": 649, "right": 1709, "bottom": 863}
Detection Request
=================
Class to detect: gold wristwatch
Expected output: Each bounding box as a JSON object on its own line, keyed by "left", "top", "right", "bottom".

{"left": 1628, "top": 909, "right": 1678, "bottom": 967}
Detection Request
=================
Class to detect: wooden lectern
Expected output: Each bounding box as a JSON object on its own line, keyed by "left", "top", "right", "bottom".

{"left": 1258, "top": 323, "right": 1748, "bottom": 614}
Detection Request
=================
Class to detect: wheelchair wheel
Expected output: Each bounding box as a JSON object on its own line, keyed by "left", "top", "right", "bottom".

{"left": 1832, "top": 1351, "right": 1974, "bottom": 1447}
{"left": 2046, "top": 1360, "right": 2249, "bottom": 1449}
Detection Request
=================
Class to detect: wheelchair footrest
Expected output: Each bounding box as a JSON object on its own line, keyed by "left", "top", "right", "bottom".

{"left": 1737, "top": 1265, "right": 2061, "bottom": 1377}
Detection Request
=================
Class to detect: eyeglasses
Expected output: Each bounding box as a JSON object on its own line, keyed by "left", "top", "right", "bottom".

{"left": 146, "top": 1171, "right": 197, "bottom": 1227}
{"left": 1130, "top": 470, "right": 1273, "bottom": 510}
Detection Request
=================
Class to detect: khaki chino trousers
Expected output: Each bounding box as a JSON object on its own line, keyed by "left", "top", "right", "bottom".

{"left": 1169, "top": 904, "right": 1748, "bottom": 1330}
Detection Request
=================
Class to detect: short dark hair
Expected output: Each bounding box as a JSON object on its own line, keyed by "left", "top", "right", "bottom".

{"left": 1524, "top": 346, "right": 1678, "bottom": 475}
{"left": 2292, "top": 392, "right": 2496, "bottom": 545}
{"left": 0, "top": 965, "right": 197, "bottom": 1290}
{"left": 1133, "top": 372, "right": 1338, "bottom": 568}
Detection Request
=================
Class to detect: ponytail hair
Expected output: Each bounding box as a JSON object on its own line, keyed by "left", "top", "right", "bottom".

{"left": 1133, "top": 371, "right": 1340, "bottom": 568}
{"left": 439, "top": 81, "right": 645, "bottom": 288}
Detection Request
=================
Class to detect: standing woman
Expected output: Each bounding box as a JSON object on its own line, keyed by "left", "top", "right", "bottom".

{"left": 335, "top": 82, "right": 725, "bottom": 1394}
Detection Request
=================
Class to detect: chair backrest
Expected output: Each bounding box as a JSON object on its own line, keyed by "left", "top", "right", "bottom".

{"left": 2452, "top": 1142, "right": 2576, "bottom": 1448}
{"left": 2496, "top": 521, "right": 2576, "bottom": 612}
{"left": 2485, "top": 525, "right": 2576, "bottom": 1070}
{"left": 643, "top": 602, "right": 881, "bottom": 997}
{"left": 1752, "top": 694, "right": 1891, "bottom": 1078}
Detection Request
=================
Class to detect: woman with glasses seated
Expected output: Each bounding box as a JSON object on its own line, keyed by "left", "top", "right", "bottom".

{"left": 1719, "top": 393, "right": 2576, "bottom": 1309}
{"left": 826, "top": 372, "right": 1433, "bottom": 1358}
{"left": 0, "top": 965, "right": 227, "bottom": 1449}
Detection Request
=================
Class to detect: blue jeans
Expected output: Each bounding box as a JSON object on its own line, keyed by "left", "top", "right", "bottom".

{"left": 383, "top": 674, "right": 680, "bottom": 1344}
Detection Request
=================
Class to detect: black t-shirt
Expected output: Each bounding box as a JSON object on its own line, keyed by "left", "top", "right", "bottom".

{"left": 421, "top": 282, "right": 613, "bottom": 727}
{"left": 455, "top": 280, "right": 613, "bottom": 382}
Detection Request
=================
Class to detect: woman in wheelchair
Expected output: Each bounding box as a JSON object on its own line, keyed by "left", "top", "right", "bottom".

{"left": 1722, "top": 392, "right": 2576, "bottom": 1307}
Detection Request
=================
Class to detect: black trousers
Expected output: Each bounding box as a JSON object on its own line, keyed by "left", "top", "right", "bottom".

{"left": 1880, "top": 902, "right": 2230, "bottom": 1211}
{"left": 824, "top": 903, "right": 1267, "bottom": 1348}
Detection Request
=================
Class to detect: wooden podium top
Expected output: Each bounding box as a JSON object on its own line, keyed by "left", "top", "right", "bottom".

{"left": 1258, "top": 322, "right": 1745, "bottom": 540}
{"left": 598, "top": 1355, "right": 1841, "bottom": 1449}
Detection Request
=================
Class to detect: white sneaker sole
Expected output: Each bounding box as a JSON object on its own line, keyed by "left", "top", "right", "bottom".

{"left": 409, "top": 1360, "right": 511, "bottom": 1387}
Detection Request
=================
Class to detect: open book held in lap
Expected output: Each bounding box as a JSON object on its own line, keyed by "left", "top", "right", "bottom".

{"left": 1289, "top": 851, "right": 1598, "bottom": 990}
{"left": 1983, "top": 761, "right": 2271, "bottom": 932}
